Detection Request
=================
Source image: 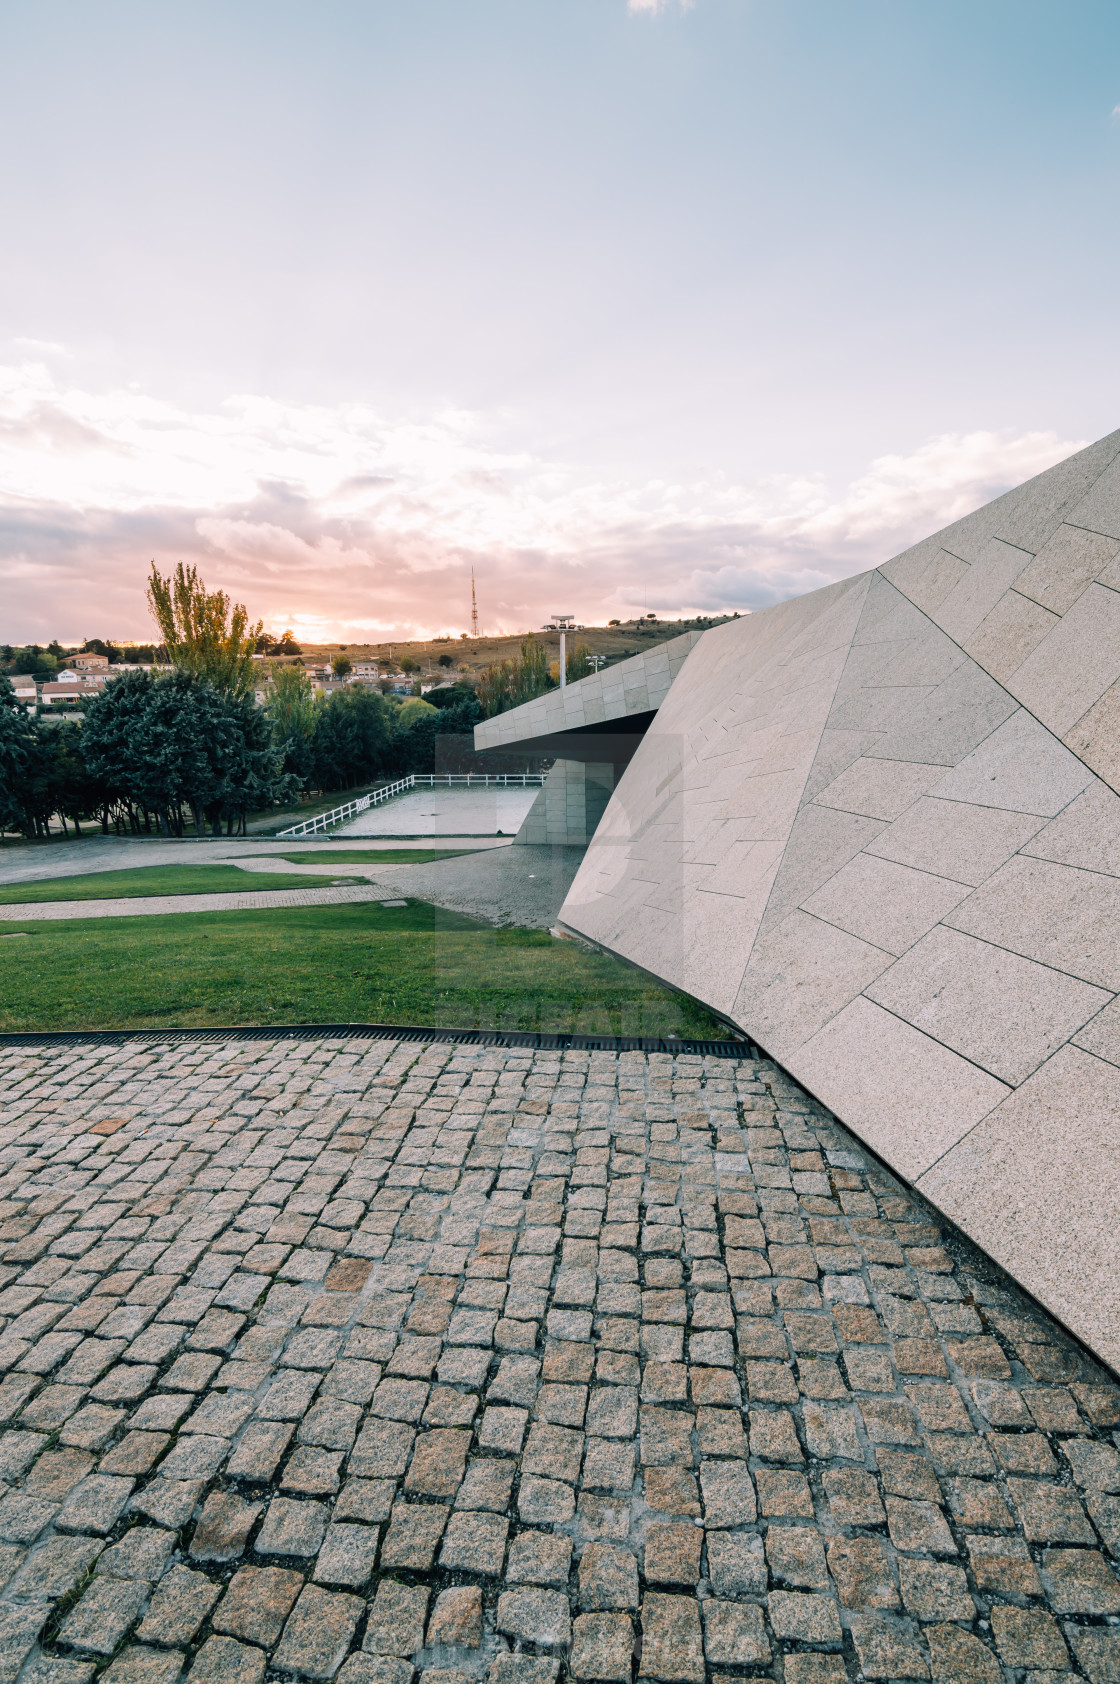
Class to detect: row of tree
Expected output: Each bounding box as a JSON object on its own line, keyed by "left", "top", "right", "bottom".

{"left": 0, "top": 637, "right": 171, "bottom": 676}
{"left": 476, "top": 635, "right": 594, "bottom": 715}
{"left": 0, "top": 563, "right": 507, "bottom": 841}
{"left": 0, "top": 667, "right": 495, "bottom": 840}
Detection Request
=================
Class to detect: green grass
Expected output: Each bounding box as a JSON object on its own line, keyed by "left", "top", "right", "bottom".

{"left": 277, "top": 848, "right": 478, "bottom": 864}
{"left": 0, "top": 901, "right": 732, "bottom": 1039}
{"left": 0, "top": 865, "right": 344, "bottom": 903}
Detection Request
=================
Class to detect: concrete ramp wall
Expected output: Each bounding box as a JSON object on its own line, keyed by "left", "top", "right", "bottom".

{"left": 514, "top": 759, "right": 615, "bottom": 846}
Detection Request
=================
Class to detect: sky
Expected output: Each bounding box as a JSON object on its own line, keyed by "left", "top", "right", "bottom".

{"left": 1, "top": 0, "right": 1119, "bottom": 646}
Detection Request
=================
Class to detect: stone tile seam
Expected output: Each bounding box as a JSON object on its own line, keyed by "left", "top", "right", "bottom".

{"left": 1051, "top": 516, "right": 1120, "bottom": 545}
{"left": 937, "top": 895, "right": 1120, "bottom": 992}
{"left": 783, "top": 926, "right": 1118, "bottom": 1104}
{"left": 728, "top": 663, "right": 865, "bottom": 996}
{"left": 907, "top": 1036, "right": 1116, "bottom": 1188}
{"left": 879, "top": 435, "right": 1120, "bottom": 574}
{"left": 872, "top": 563, "right": 1120, "bottom": 801}
{"left": 798, "top": 828, "right": 977, "bottom": 893}
{"left": 736, "top": 572, "right": 975, "bottom": 982}
{"left": 819, "top": 994, "right": 1017, "bottom": 1105}
{"left": 791, "top": 899, "right": 1120, "bottom": 1050}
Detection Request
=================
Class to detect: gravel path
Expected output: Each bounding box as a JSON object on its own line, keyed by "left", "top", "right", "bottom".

{"left": 0, "top": 1036, "right": 1112, "bottom": 1684}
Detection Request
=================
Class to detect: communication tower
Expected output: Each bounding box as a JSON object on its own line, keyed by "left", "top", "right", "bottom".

{"left": 471, "top": 571, "right": 479, "bottom": 638}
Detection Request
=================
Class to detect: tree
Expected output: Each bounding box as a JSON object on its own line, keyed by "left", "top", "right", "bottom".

{"left": 437, "top": 653, "right": 453, "bottom": 668}
{"left": 265, "top": 663, "right": 319, "bottom": 786}
{"left": 83, "top": 670, "right": 291, "bottom": 837}
{"left": 79, "top": 670, "right": 158, "bottom": 831}
{"left": 388, "top": 681, "right": 486, "bottom": 775}
{"left": 397, "top": 698, "right": 437, "bottom": 727}
{"left": 477, "top": 659, "right": 514, "bottom": 717}
{"left": 48, "top": 723, "right": 102, "bottom": 836}
{"left": 5, "top": 725, "right": 51, "bottom": 838}
{"left": 0, "top": 680, "right": 95, "bottom": 840}
{"left": 146, "top": 562, "right": 263, "bottom": 700}
{"left": 270, "top": 630, "right": 302, "bottom": 656}
{"left": 331, "top": 654, "right": 352, "bottom": 678}
{"left": 477, "top": 635, "right": 555, "bottom": 717}
{"left": 510, "top": 635, "right": 551, "bottom": 705}
{"left": 399, "top": 656, "right": 418, "bottom": 675}
{"left": 0, "top": 682, "right": 36, "bottom": 837}
{"left": 202, "top": 690, "right": 295, "bottom": 835}
{"left": 10, "top": 647, "right": 58, "bottom": 679}
{"left": 312, "top": 688, "right": 394, "bottom": 792}
{"left": 393, "top": 707, "right": 441, "bottom": 775}
{"left": 78, "top": 638, "right": 124, "bottom": 663}
{"left": 427, "top": 682, "right": 481, "bottom": 720}
{"left": 566, "top": 642, "right": 593, "bottom": 683}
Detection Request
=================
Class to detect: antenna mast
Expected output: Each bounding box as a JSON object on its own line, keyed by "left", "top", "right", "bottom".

{"left": 471, "top": 570, "right": 479, "bottom": 638}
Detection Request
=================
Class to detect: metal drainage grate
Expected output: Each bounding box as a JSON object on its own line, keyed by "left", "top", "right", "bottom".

{"left": 0, "top": 1022, "right": 758, "bottom": 1057}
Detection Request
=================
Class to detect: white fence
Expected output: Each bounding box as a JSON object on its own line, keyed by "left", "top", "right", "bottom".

{"left": 276, "top": 773, "right": 545, "bottom": 839}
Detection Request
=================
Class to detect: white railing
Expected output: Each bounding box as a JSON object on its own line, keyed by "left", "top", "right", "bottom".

{"left": 276, "top": 772, "right": 545, "bottom": 838}
{"left": 414, "top": 774, "right": 545, "bottom": 788}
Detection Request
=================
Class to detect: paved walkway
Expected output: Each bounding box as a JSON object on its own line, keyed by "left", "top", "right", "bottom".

{"left": 0, "top": 885, "right": 394, "bottom": 922}
{"left": 0, "top": 1037, "right": 1112, "bottom": 1684}
{"left": 0, "top": 838, "right": 510, "bottom": 891}
{"left": 0, "top": 845, "right": 581, "bottom": 931}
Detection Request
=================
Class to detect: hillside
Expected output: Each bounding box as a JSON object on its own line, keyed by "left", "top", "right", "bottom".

{"left": 296, "top": 614, "right": 735, "bottom": 678}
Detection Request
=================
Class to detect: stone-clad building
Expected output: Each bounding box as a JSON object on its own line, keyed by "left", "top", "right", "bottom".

{"left": 476, "top": 429, "right": 1120, "bottom": 1371}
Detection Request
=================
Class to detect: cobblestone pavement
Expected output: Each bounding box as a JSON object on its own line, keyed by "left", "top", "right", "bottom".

{"left": 0, "top": 1035, "right": 1115, "bottom": 1684}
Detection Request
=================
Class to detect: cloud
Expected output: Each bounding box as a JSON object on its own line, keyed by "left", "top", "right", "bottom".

{"left": 11, "top": 338, "right": 71, "bottom": 359}
{"left": 0, "top": 359, "right": 1083, "bottom": 644}
{"left": 628, "top": 0, "right": 694, "bottom": 11}
{"left": 0, "top": 401, "right": 126, "bottom": 456}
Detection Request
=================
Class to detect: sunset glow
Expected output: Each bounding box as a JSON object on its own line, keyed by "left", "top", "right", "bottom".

{"left": 0, "top": 356, "right": 1081, "bottom": 644}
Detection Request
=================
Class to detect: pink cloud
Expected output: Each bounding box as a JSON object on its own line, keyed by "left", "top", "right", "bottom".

{"left": 0, "top": 361, "right": 1081, "bottom": 644}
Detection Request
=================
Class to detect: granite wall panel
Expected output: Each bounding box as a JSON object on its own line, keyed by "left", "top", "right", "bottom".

{"left": 473, "top": 430, "right": 1120, "bottom": 1369}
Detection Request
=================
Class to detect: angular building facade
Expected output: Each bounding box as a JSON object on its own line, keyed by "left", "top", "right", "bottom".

{"left": 476, "top": 430, "right": 1120, "bottom": 1371}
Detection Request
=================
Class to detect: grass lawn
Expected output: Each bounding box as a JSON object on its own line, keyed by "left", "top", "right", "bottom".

{"left": 278, "top": 848, "right": 478, "bottom": 864}
{"left": 0, "top": 865, "right": 344, "bottom": 903}
{"left": 0, "top": 901, "right": 732, "bottom": 1039}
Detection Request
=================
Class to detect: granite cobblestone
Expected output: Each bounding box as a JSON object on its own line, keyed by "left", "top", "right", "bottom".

{"left": 0, "top": 1036, "right": 1113, "bottom": 1684}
